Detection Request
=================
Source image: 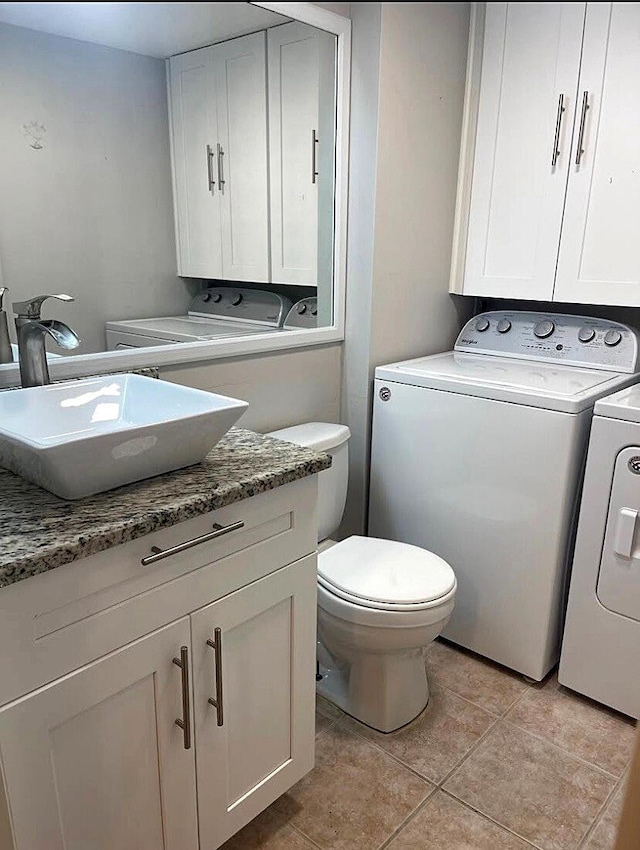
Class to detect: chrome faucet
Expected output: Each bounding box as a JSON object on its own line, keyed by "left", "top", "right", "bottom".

{"left": 13, "top": 294, "right": 80, "bottom": 388}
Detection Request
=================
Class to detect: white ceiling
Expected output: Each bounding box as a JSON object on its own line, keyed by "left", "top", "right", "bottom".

{"left": 0, "top": 2, "right": 292, "bottom": 58}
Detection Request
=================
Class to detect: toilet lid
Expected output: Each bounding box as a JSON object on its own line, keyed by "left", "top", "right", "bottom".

{"left": 317, "top": 536, "right": 456, "bottom": 607}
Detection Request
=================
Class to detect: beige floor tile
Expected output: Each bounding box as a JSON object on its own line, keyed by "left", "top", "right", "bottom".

{"left": 220, "top": 803, "right": 316, "bottom": 850}
{"left": 426, "top": 640, "right": 528, "bottom": 715}
{"left": 272, "top": 722, "right": 433, "bottom": 850}
{"left": 316, "top": 694, "right": 342, "bottom": 738}
{"left": 506, "top": 676, "right": 635, "bottom": 776}
{"left": 386, "top": 791, "right": 531, "bottom": 849}
{"left": 340, "top": 683, "right": 496, "bottom": 783}
{"left": 444, "top": 722, "right": 615, "bottom": 850}
{"left": 582, "top": 780, "right": 627, "bottom": 850}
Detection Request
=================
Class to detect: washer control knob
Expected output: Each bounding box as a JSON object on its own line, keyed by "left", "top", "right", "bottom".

{"left": 311, "top": 306, "right": 318, "bottom": 317}
{"left": 604, "top": 329, "right": 623, "bottom": 347}
{"left": 230, "top": 293, "right": 243, "bottom": 306}
{"left": 533, "top": 319, "right": 555, "bottom": 339}
{"left": 497, "top": 319, "right": 512, "bottom": 334}
{"left": 297, "top": 303, "right": 307, "bottom": 315}
{"left": 578, "top": 326, "right": 595, "bottom": 343}
{"left": 211, "top": 292, "right": 222, "bottom": 303}
{"left": 202, "top": 292, "right": 212, "bottom": 302}
{"left": 475, "top": 317, "right": 490, "bottom": 332}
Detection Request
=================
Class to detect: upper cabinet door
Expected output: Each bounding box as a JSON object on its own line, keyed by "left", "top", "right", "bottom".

{"left": 214, "top": 32, "right": 270, "bottom": 283}
{"left": 554, "top": 3, "right": 640, "bottom": 306}
{"left": 462, "top": 3, "right": 586, "bottom": 300}
{"left": 268, "top": 23, "right": 324, "bottom": 286}
{"left": 169, "top": 46, "right": 223, "bottom": 279}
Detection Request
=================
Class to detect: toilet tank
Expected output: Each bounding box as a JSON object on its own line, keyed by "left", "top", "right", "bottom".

{"left": 267, "top": 423, "right": 350, "bottom": 543}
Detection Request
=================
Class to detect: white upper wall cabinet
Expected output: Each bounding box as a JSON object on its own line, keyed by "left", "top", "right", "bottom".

{"left": 554, "top": 3, "right": 640, "bottom": 306}
{"left": 268, "top": 23, "right": 334, "bottom": 287}
{"left": 451, "top": 2, "right": 640, "bottom": 307}
{"left": 169, "top": 32, "right": 269, "bottom": 282}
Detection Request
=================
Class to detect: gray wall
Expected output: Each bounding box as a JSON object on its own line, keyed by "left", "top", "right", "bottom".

{"left": 341, "top": 2, "right": 472, "bottom": 537}
{"left": 0, "top": 22, "right": 188, "bottom": 354}
{"left": 161, "top": 344, "right": 343, "bottom": 433}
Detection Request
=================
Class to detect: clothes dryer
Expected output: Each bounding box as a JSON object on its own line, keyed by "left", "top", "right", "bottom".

{"left": 369, "top": 311, "right": 640, "bottom": 680}
{"left": 560, "top": 384, "right": 640, "bottom": 717}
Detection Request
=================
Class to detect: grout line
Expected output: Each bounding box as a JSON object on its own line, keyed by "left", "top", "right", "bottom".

{"left": 376, "top": 787, "right": 438, "bottom": 850}
{"left": 436, "top": 711, "right": 503, "bottom": 788}
{"left": 499, "top": 717, "right": 623, "bottom": 781}
{"left": 439, "top": 788, "right": 541, "bottom": 849}
{"left": 333, "top": 714, "right": 440, "bottom": 786}
{"left": 576, "top": 771, "right": 625, "bottom": 850}
{"left": 289, "top": 823, "right": 326, "bottom": 850}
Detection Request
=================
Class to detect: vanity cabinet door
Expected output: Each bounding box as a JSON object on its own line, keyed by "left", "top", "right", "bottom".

{"left": 169, "top": 45, "right": 223, "bottom": 279}
{"left": 459, "top": 2, "right": 585, "bottom": 300}
{"left": 191, "top": 555, "right": 317, "bottom": 850}
{"left": 0, "top": 618, "right": 198, "bottom": 850}
{"left": 554, "top": 3, "right": 640, "bottom": 306}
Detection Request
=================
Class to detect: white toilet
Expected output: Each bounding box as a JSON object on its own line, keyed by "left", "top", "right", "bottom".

{"left": 268, "top": 422, "right": 456, "bottom": 733}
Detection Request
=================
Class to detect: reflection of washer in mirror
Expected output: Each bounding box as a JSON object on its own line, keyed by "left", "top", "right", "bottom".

{"left": 284, "top": 298, "right": 318, "bottom": 330}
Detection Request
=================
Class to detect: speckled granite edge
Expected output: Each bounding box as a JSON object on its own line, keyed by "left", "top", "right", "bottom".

{"left": 0, "top": 428, "right": 330, "bottom": 588}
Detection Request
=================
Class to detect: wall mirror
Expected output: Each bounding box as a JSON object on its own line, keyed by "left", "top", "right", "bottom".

{"left": 0, "top": 1, "right": 350, "bottom": 386}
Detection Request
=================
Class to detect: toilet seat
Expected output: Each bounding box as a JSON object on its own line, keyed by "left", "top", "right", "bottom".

{"left": 317, "top": 536, "right": 456, "bottom": 611}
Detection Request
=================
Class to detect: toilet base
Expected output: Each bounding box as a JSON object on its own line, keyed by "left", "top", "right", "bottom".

{"left": 316, "top": 643, "right": 430, "bottom": 734}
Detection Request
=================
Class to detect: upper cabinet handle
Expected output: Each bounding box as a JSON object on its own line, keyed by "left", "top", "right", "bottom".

{"left": 206, "top": 144, "right": 216, "bottom": 192}
{"left": 575, "top": 91, "right": 590, "bottom": 166}
{"left": 217, "top": 143, "right": 225, "bottom": 193}
{"left": 551, "top": 93, "right": 565, "bottom": 167}
{"left": 312, "top": 129, "right": 319, "bottom": 184}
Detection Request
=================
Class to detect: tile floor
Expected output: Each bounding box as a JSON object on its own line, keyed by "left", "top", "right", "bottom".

{"left": 222, "top": 639, "right": 636, "bottom": 850}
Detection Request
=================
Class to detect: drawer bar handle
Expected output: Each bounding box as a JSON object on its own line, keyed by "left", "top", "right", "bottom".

{"left": 312, "top": 129, "right": 319, "bottom": 184}
{"left": 141, "top": 520, "right": 245, "bottom": 566}
{"left": 206, "top": 627, "right": 224, "bottom": 726}
{"left": 173, "top": 645, "right": 191, "bottom": 750}
{"left": 551, "top": 93, "right": 565, "bottom": 167}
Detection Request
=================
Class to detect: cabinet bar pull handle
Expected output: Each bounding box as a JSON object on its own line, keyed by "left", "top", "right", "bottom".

{"left": 312, "top": 129, "right": 319, "bottom": 184}
{"left": 206, "top": 144, "right": 216, "bottom": 192}
{"left": 173, "top": 646, "right": 191, "bottom": 749}
{"left": 206, "top": 628, "right": 224, "bottom": 726}
{"left": 551, "top": 93, "right": 565, "bottom": 167}
{"left": 217, "top": 143, "right": 225, "bottom": 192}
{"left": 575, "top": 91, "right": 590, "bottom": 166}
{"left": 141, "top": 520, "right": 245, "bottom": 566}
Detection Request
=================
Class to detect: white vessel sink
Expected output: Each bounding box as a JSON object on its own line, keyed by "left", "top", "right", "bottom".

{"left": 0, "top": 374, "right": 248, "bottom": 499}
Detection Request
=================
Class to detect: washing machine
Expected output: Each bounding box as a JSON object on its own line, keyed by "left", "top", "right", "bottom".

{"left": 559, "top": 384, "right": 640, "bottom": 717}
{"left": 369, "top": 311, "right": 640, "bottom": 681}
{"left": 105, "top": 288, "right": 291, "bottom": 349}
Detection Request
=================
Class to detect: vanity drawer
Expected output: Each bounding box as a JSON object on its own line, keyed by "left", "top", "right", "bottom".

{"left": 0, "top": 476, "right": 317, "bottom": 706}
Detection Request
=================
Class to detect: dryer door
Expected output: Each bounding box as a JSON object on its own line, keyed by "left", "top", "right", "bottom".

{"left": 597, "top": 446, "right": 640, "bottom": 621}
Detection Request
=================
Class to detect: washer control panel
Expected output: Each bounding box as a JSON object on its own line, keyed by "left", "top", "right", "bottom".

{"left": 188, "top": 287, "right": 292, "bottom": 327}
{"left": 455, "top": 311, "right": 640, "bottom": 373}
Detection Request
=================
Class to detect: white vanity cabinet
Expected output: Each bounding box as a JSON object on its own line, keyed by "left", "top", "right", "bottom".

{"left": 0, "top": 478, "right": 318, "bottom": 850}
{"left": 169, "top": 31, "right": 270, "bottom": 282}
{"left": 451, "top": 2, "right": 640, "bottom": 306}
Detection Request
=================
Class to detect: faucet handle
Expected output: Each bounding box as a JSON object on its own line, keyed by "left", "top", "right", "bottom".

{"left": 12, "top": 293, "right": 74, "bottom": 319}
{"left": 0, "top": 287, "right": 7, "bottom": 310}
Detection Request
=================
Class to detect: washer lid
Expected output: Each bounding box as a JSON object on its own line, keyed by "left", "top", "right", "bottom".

{"left": 375, "top": 352, "right": 633, "bottom": 413}
{"left": 318, "top": 536, "right": 456, "bottom": 606}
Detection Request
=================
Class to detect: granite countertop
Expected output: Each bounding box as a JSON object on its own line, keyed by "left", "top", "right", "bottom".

{"left": 0, "top": 428, "right": 330, "bottom": 589}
